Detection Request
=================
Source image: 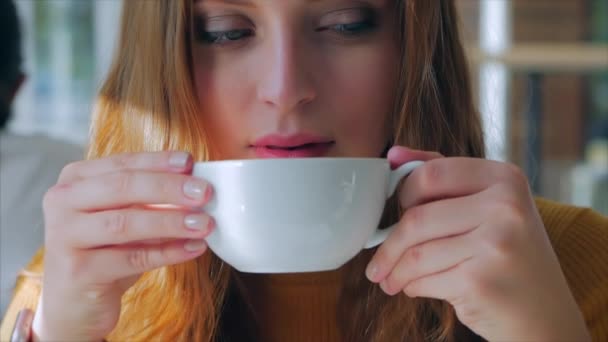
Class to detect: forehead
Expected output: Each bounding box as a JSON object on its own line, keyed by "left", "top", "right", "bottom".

{"left": 194, "top": 0, "right": 389, "bottom": 6}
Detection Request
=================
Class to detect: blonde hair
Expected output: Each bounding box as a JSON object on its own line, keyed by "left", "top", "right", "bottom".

{"left": 2, "top": 1, "right": 484, "bottom": 341}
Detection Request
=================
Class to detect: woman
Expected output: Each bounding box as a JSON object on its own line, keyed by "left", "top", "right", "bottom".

{"left": 2, "top": 0, "right": 606, "bottom": 341}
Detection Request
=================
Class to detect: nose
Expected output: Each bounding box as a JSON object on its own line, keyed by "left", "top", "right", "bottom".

{"left": 256, "top": 30, "right": 316, "bottom": 114}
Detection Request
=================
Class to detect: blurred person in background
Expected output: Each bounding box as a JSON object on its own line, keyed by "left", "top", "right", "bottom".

{"left": 0, "top": 0, "right": 82, "bottom": 315}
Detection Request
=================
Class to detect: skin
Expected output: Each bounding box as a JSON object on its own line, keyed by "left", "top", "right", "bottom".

{"left": 32, "top": 0, "right": 590, "bottom": 341}
{"left": 374, "top": 147, "right": 591, "bottom": 341}
{"left": 192, "top": 0, "right": 398, "bottom": 159}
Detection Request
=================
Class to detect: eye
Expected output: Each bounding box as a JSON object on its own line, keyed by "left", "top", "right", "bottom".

{"left": 317, "top": 8, "right": 379, "bottom": 37}
{"left": 194, "top": 15, "right": 255, "bottom": 46}
{"left": 199, "top": 28, "right": 254, "bottom": 45}
{"left": 327, "top": 20, "right": 376, "bottom": 36}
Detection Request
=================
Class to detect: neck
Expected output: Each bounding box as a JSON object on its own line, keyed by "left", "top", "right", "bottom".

{"left": 237, "top": 268, "right": 345, "bottom": 342}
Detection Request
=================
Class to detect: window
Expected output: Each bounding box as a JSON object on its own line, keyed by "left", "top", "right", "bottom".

{"left": 10, "top": 0, "right": 122, "bottom": 145}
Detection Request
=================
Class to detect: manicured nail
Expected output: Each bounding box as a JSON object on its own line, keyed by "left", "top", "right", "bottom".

{"left": 380, "top": 280, "right": 391, "bottom": 294}
{"left": 184, "top": 214, "right": 208, "bottom": 231}
{"left": 184, "top": 239, "right": 207, "bottom": 252}
{"left": 183, "top": 179, "right": 207, "bottom": 200}
{"left": 204, "top": 185, "right": 214, "bottom": 202}
{"left": 366, "top": 262, "right": 379, "bottom": 282}
{"left": 169, "top": 152, "right": 190, "bottom": 168}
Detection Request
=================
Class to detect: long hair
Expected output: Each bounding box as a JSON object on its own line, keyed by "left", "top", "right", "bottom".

{"left": 338, "top": 1, "right": 485, "bottom": 340}
{"left": 2, "top": 1, "right": 485, "bottom": 341}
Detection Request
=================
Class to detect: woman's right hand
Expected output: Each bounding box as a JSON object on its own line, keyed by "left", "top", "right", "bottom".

{"left": 32, "top": 151, "right": 214, "bottom": 341}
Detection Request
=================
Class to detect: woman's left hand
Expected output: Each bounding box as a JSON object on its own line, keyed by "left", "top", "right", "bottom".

{"left": 366, "top": 146, "right": 590, "bottom": 341}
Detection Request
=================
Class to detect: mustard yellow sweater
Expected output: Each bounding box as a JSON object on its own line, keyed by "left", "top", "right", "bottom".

{"left": 2, "top": 198, "right": 607, "bottom": 341}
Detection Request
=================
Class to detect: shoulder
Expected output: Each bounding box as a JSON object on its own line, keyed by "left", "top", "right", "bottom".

{"left": 0, "top": 248, "right": 43, "bottom": 341}
{"left": 1, "top": 131, "right": 83, "bottom": 163}
{"left": 535, "top": 197, "right": 608, "bottom": 282}
{"left": 35, "top": 134, "right": 83, "bottom": 165}
{"left": 0, "top": 131, "right": 83, "bottom": 186}
{"left": 535, "top": 197, "right": 606, "bottom": 242}
{"left": 534, "top": 197, "right": 608, "bottom": 341}
{"left": 535, "top": 197, "right": 607, "bottom": 252}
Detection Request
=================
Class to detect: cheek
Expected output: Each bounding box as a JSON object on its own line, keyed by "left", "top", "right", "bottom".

{"left": 193, "top": 61, "right": 255, "bottom": 157}
{"left": 322, "top": 47, "right": 398, "bottom": 156}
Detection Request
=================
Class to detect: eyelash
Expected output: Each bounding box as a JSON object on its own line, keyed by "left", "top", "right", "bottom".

{"left": 199, "top": 28, "right": 254, "bottom": 45}
{"left": 197, "top": 20, "right": 377, "bottom": 46}
{"left": 318, "top": 20, "right": 377, "bottom": 36}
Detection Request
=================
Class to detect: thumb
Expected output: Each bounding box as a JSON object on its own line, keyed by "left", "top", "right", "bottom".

{"left": 387, "top": 146, "right": 444, "bottom": 170}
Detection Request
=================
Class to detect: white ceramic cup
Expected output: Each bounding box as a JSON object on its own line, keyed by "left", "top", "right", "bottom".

{"left": 192, "top": 158, "right": 424, "bottom": 273}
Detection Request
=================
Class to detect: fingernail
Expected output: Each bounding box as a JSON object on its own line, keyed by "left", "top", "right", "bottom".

{"left": 366, "top": 262, "right": 379, "bottom": 282}
{"left": 184, "top": 239, "right": 207, "bottom": 252}
{"left": 380, "top": 280, "right": 391, "bottom": 294}
{"left": 169, "top": 152, "right": 190, "bottom": 168}
{"left": 204, "top": 185, "right": 214, "bottom": 202}
{"left": 183, "top": 179, "right": 207, "bottom": 201}
{"left": 184, "top": 214, "right": 208, "bottom": 231}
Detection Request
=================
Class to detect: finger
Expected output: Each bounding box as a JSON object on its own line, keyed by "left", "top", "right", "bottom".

{"left": 57, "top": 151, "right": 193, "bottom": 184}
{"left": 399, "top": 157, "right": 528, "bottom": 209}
{"left": 57, "top": 171, "right": 213, "bottom": 211}
{"left": 386, "top": 146, "right": 443, "bottom": 170}
{"left": 65, "top": 209, "right": 215, "bottom": 248}
{"left": 86, "top": 238, "right": 208, "bottom": 281}
{"left": 380, "top": 232, "right": 474, "bottom": 296}
{"left": 400, "top": 261, "right": 471, "bottom": 302}
{"left": 367, "top": 194, "right": 483, "bottom": 283}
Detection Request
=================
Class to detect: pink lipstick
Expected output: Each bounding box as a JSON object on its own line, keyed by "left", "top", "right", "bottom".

{"left": 251, "top": 134, "right": 334, "bottom": 158}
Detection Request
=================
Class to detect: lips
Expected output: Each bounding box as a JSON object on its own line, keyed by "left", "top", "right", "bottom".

{"left": 251, "top": 134, "right": 335, "bottom": 158}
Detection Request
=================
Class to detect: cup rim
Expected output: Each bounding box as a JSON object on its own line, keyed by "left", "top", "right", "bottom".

{"left": 193, "top": 157, "right": 389, "bottom": 167}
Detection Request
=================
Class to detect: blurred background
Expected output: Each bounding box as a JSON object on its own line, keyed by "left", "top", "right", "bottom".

{"left": 9, "top": 0, "right": 121, "bottom": 144}
{"left": 6, "top": 0, "right": 608, "bottom": 215}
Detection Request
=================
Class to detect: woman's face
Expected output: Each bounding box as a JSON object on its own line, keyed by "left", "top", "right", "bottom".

{"left": 192, "top": 0, "right": 399, "bottom": 159}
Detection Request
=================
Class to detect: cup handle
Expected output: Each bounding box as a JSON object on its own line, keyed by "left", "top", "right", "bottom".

{"left": 363, "top": 160, "right": 424, "bottom": 249}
